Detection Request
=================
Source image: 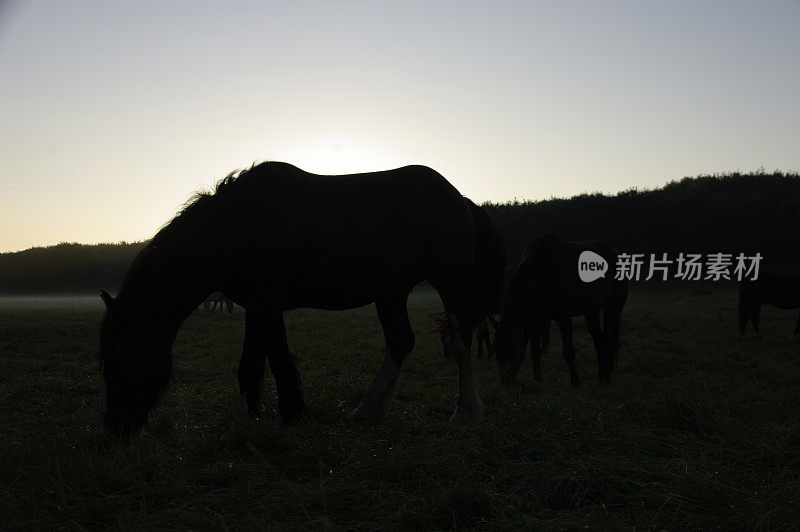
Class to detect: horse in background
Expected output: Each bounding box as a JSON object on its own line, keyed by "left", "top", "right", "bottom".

{"left": 99, "top": 162, "right": 506, "bottom": 437}
{"left": 475, "top": 267, "right": 551, "bottom": 359}
{"left": 203, "top": 291, "right": 234, "bottom": 313}
{"left": 739, "top": 272, "right": 800, "bottom": 338}
{"left": 493, "top": 233, "right": 628, "bottom": 386}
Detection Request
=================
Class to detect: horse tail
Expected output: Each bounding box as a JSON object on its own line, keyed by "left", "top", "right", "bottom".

{"left": 604, "top": 278, "right": 628, "bottom": 370}
{"left": 464, "top": 197, "right": 507, "bottom": 324}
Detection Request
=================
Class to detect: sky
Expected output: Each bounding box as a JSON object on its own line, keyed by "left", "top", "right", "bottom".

{"left": 1, "top": 1, "right": 798, "bottom": 253}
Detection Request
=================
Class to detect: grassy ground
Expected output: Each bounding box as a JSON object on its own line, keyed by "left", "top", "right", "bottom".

{"left": 1, "top": 287, "right": 800, "bottom": 529}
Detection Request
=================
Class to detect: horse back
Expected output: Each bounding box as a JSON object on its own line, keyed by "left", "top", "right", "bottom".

{"left": 214, "top": 163, "right": 474, "bottom": 309}
{"left": 518, "top": 236, "right": 621, "bottom": 317}
{"left": 560, "top": 240, "right": 620, "bottom": 315}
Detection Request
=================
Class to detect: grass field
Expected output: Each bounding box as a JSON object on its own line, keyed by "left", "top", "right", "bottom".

{"left": 2, "top": 287, "right": 800, "bottom": 529}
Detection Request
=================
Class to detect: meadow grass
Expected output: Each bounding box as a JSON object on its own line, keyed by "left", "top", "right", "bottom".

{"left": 1, "top": 287, "right": 800, "bottom": 529}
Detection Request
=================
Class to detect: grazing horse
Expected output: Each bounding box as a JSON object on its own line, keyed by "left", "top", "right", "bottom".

{"left": 475, "top": 268, "right": 532, "bottom": 358}
{"left": 99, "top": 162, "right": 506, "bottom": 436}
{"left": 493, "top": 233, "right": 628, "bottom": 386}
{"left": 204, "top": 291, "right": 234, "bottom": 313}
{"left": 738, "top": 272, "right": 800, "bottom": 338}
{"left": 476, "top": 312, "right": 551, "bottom": 362}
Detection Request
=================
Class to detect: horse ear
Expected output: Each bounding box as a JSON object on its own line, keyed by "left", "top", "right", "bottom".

{"left": 100, "top": 290, "right": 117, "bottom": 313}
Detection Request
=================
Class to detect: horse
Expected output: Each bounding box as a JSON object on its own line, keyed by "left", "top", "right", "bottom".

{"left": 99, "top": 161, "right": 506, "bottom": 437}
{"left": 204, "top": 291, "right": 234, "bottom": 313}
{"left": 738, "top": 272, "right": 800, "bottom": 338}
{"left": 475, "top": 268, "right": 546, "bottom": 358}
{"left": 493, "top": 233, "right": 628, "bottom": 386}
{"left": 476, "top": 312, "right": 551, "bottom": 362}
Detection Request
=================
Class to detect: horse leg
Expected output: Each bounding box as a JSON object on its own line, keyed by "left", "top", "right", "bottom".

{"left": 529, "top": 319, "right": 542, "bottom": 382}
{"left": 752, "top": 304, "right": 762, "bottom": 339}
{"left": 264, "top": 313, "right": 306, "bottom": 424}
{"left": 450, "top": 317, "right": 484, "bottom": 423}
{"left": 585, "top": 310, "right": 605, "bottom": 382}
{"left": 476, "top": 320, "right": 487, "bottom": 359}
{"left": 558, "top": 316, "right": 580, "bottom": 387}
{"left": 450, "top": 314, "right": 484, "bottom": 423}
{"left": 237, "top": 307, "right": 271, "bottom": 417}
{"left": 353, "top": 295, "right": 414, "bottom": 423}
{"left": 487, "top": 315, "right": 499, "bottom": 358}
{"left": 428, "top": 270, "right": 484, "bottom": 422}
{"left": 239, "top": 308, "right": 305, "bottom": 423}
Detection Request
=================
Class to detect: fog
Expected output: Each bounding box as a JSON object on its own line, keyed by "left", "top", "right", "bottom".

{"left": 0, "top": 286, "right": 440, "bottom": 311}
{"left": 0, "top": 295, "right": 103, "bottom": 311}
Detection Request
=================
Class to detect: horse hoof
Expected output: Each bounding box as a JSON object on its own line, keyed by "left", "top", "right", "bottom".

{"left": 238, "top": 393, "right": 261, "bottom": 419}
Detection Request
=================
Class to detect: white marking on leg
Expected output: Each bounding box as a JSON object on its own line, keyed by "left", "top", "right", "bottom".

{"left": 450, "top": 336, "right": 485, "bottom": 424}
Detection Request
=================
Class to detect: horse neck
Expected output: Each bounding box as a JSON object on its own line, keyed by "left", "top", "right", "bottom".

{"left": 117, "top": 239, "right": 220, "bottom": 332}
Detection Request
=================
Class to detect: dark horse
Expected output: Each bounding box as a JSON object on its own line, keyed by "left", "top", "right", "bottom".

{"left": 476, "top": 306, "right": 552, "bottom": 363}
{"left": 739, "top": 272, "right": 800, "bottom": 338}
{"left": 493, "top": 233, "right": 628, "bottom": 386}
{"left": 474, "top": 267, "right": 551, "bottom": 359}
{"left": 99, "top": 162, "right": 506, "bottom": 436}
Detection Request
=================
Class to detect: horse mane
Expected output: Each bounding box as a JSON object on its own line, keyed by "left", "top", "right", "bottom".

{"left": 132, "top": 162, "right": 305, "bottom": 259}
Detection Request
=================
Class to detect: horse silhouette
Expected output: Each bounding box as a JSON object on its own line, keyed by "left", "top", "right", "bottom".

{"left": 203, "top": 291, "right": 234, "bottom": 313}
{"left": 493, "top": 233, "right": 628, "bottom": 386}
{"left": 476, "top": 311, "right": 551, "bottom": 365}
{"left": 738, "top": 272, "right": 800, "bottom": 338}
{"left": 99, "top": 162, "right": 505, "bottom": 436}
{"left": 475, "top": 267, "right": 550, "bottom": 359}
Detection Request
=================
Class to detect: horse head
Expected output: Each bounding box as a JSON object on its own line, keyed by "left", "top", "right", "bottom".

{"left": 99, "top": 290, "right": 173, "bottom": 437}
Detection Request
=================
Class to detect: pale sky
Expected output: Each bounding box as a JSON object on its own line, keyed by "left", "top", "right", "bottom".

{"left": 1, "top": 1, "right": 798, "bottom": 253}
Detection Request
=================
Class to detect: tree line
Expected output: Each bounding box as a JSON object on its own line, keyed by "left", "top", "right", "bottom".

{"left": 486, "top": 170, "right": 800, "bottom": 273}
{"left": 1, "top": 170, "right": 798, "bottom": 294}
